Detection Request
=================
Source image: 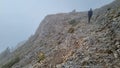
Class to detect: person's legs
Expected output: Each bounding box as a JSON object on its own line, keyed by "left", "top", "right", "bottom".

{"left": 88, "top": 15, "right": 92, "bottom": 23}
{"left": 88, "top": 16, "right": 91, "bottom": 23}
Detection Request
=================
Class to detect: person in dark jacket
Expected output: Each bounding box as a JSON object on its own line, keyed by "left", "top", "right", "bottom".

{"left": 88, "top": 8, "right": 93, "bottom": 23}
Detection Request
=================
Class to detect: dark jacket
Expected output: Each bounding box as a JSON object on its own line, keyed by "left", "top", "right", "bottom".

{"left": 88, "top": 9, "right": 93, "bottom": 18}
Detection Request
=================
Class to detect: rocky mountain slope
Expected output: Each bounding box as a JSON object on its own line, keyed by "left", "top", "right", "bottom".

{"left": 0, "top": 0, "right": 120, "bottom": 68}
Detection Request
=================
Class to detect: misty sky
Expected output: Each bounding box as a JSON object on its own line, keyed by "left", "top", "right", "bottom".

{"left": 0, "top": 0, "right": 114, "bottom": 53}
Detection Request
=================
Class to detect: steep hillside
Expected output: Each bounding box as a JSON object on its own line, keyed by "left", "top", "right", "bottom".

{"left": 1, "top": 0, "right": 120, "bottom": 68}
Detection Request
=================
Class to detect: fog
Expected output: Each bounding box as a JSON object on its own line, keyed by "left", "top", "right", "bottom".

{"left": 0, "top": 0, "right": 114, "bottom": 53}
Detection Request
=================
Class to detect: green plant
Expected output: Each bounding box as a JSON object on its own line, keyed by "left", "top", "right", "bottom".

{"left": 68, "top": 27, "right": 75, "bottom": 33}
{"left": 68, "top": 19, "right": 77, "bottom": 26}
{"left": 1, "top": 56, "right": 20, "bottom": 68}
{"left": 37, "top": 52, "right": 45, "bottom": 62}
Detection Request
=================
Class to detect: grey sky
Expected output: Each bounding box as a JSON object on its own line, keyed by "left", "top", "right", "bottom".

{"left": 0, "top": 0, "right": 113, "bottom": 53}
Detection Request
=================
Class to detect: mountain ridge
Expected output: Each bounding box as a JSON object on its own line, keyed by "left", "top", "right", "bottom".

{"left": 0, "top": 0, "right": 120, "bottom": 68}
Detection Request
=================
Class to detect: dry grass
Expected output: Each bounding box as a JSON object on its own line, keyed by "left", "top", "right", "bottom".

{"left": 37, "top": 52, "right": 45, "bottom": 62}
{"left": 68, "top": 27, "right": 75, "bottom": 33}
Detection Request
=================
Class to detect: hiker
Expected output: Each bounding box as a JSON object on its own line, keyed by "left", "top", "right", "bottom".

{"left": 88, "top": 8, "right": 93, "bottom": 23}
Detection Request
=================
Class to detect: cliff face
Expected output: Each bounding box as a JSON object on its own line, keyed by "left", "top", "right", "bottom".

{"left": 1, "top": 0, "right": 120, "bottom": 68}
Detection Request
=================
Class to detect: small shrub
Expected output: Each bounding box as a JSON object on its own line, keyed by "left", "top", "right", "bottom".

{"left": 107, "top": 8, "right": 111, "bottom": 11}
{"left": 68, "top": 19, "right": 77, "bottom": 26}
{"left": 68, "top": 27, "right": 75, "bottom": 33}
{"left": 37, "top": 52, "right": 45, "bottom": 62}
{"left": 1, "top": 56, "right": 20, "bottom": 68}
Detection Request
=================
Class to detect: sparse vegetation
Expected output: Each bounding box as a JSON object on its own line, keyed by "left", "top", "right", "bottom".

{"left": 68, "top": 27, "right": 75, "bottom": 33}
{"left": 0, "top": 47, "right": 11, "bottom": 60}
{"left": 38, "top": 52, "right": 45, "bottom": 62}
{"left": 68, "top": 19, "right": 77, "bottom": 26}
{"left": 1, "top": 56, "right": 20, "bottom": 68}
